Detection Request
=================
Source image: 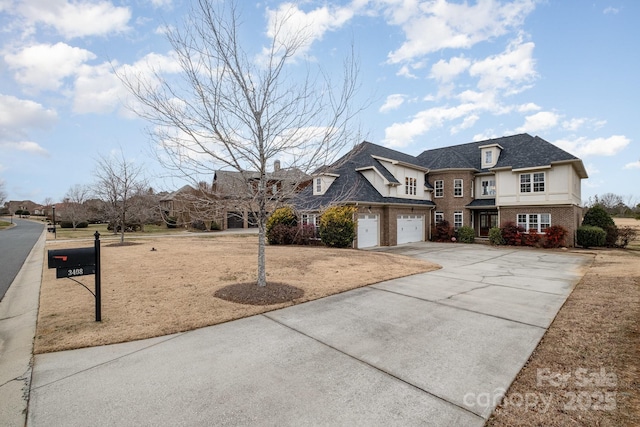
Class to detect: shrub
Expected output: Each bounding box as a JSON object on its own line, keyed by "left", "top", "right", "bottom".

{"left": 266, "top": 207, "right": 298, "bottom": 245}
{"left": 582, "top": 205, "right": 615, "bottom": 229}
{"left": 166, "top": 216, "right": 177, "bottom": 228}
{"left": 616, "top": 226, "right": 638, "bottom": 249}
{"left": 292, "top": 224, "right": 317, "bottom": 245}
{"left": 576, "top": 225, "right": 606, "bottom": 248}
{"left": 60, "top": 221, "right": 89, "bottom": 229}
{"left": 488, "top": 227, "right": 504, "bottom": 245}
{"left": 604, "top": 224, "right": 618, "bottom": 248}
{"left": 432, "top": 220, "right": 455, "bottom": 242}
{"left": 523, "top": 229, "right": 542, "bottom": 247}
{"left": 319, "top": 206, "right": 356, "bottom": 248}
{"left": 501, "top": 222, "right": 525, "bottom": 246}
{"left": 191, "top": 219, "right": 207, "bottom": 231}
{"left": 457, "top": 226, "right": 475, "bottom": 243}
{"left": 210, "top": 220, "right": 221, "bottom": 231}
{"left": 543, "top": 225, "right": 568, "bottom": 248}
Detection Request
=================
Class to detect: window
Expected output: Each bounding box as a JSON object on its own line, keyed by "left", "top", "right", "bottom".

{"left": 470, "top": 180, "right": 474, "bottom": 198}
{"left": 454, "top": 179, "right": 463, "bottom": 197}
{"left": 405, "top": 177, "right": 417, "bottom": 195}
{"left": 302, "top": 214, "right": 320, "bottom": 232}
{"left": 517, "top": 213, "right": 551, "bottom": 232}
{"left": 481, "top": 179, "right": 496, "bottom": 196}
{"left": 435, "top": 211, "right": 444, "bottom": 224}
{"left": 485, "top": 151, "right": 492, "bottom": 164}
{"left": 454, "top": 211, "right": 463, "bottom": 230}
{"left": 315, "top": 178, "right": 322, "bottom": 193}
{"left": 520, "top": 172, "right": 545, "bottom": 193}
{"left": 435, "top": 180, "right": 444, "bottom": 198}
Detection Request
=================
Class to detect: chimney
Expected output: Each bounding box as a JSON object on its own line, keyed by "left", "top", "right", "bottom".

{"left": 274, "top": 160, "right": 281, "bottom": 171}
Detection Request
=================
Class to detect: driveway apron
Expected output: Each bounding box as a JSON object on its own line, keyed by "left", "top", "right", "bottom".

{"left": 28, "top": 243, "right": 589, "bottom": 426}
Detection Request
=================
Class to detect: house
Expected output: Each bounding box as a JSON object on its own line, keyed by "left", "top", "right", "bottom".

{"left": 159, "top": 185, "right": 200, "bottom": 227}
{"left": 295, "top": 133, "right": 588, "bottom": 248}
{"left": 212, "top": 161, "right": 310, "bottom": 229}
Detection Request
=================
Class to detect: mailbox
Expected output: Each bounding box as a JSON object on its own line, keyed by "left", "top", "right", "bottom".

{"left": 48, "top": 247, "right": 96, "bottom": 269}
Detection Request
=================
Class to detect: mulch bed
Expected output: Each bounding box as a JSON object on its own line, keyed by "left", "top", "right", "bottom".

{"left": 214, "top": 282, "right": 304, "bottom": 305}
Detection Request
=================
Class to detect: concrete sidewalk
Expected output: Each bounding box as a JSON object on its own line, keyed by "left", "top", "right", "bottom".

{"left": 27, "top": 243, "right": 589, "bottom": 426}
{"left": 0, "top": 229, "right": 46, "bottom": 426}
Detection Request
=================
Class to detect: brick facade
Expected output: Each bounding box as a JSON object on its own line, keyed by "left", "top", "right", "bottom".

{"left": 428, "top": 170, "right": 475, "bottom": 228}
{"left": 499, "top": 205, "right": 584, "bottom": 247}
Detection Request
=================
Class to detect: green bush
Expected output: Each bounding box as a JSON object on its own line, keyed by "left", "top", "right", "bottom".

{"left": 319, "top": 206, "right": 356, "bottom": 248}
{"left": 210, "top": 220, "right": 221, "bottom": 231}
{"left": 191, "top": 220, "right": 207, "bottom": 231}
{"left": 166, "top": 216, "right": 177, "bottom": 228}
{"left": 576, "top": 225, "right": 606, "bottom": 248}
{"left": 582, "top": 205, "right": 615, "bottom": 229}
{"left": 457, "top": 226, "right": 475, "bottom": 243}
{"left": 488, "top": 227, "right": 504, "bottom": 245}
{"left": 60, "top": 221, "right": 89, "bottom": 229}
{"left": 266, "top": 206, "right": 298, "bottom": 245}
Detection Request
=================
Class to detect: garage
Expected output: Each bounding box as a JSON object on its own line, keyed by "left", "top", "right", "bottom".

{"left": 397, "top": 214, "right": 424, "bottom": 245}
{"left": 357, "top": 214, "right": 379, "bottom": 248}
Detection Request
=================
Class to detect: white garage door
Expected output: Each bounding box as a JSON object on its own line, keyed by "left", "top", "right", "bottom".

{"left": 357, "top": 214, "right": 379, "bottom": 248}
{"left": 397, "top": 214, "right": 424, "bottom": 245}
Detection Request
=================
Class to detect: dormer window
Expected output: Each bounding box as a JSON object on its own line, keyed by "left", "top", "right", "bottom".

{"left": 315, "top": 178, "right": 322, "bottom": 193}
{"left": 480, "top": 143, "right": 502, "bottom": 168}
{"left": 485, "top": 151, "right": 492, "bottom": 164}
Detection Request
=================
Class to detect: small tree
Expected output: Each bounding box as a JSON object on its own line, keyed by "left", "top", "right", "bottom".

{"left": 582, "top": 205, "right": 616, "bottom": 247}
{"left": 59, "top": 184, "right": 90, "bottom": 230}
{"left": 320, "top": 206, "right": 356, "bottom": 248}
{"left": 119, "top": 0, "right": 361, "bottom": 286}
{"left": 94, "top": 151, "right": 147, "bottom": 244}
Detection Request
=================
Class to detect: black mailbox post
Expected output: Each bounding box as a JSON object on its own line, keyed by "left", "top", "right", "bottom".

{"left": 47, "top": 232, "right": 102, "bottom": 321}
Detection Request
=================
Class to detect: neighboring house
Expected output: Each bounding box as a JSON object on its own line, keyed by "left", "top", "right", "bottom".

{"left": 295, "top": 133, "right": 588, "bottom": 248}
{"left": 4, "top": 200, "right": 40, "bottom": 216}
{"left": 212, "top": 161, "right": 310, "bottom": 229}
{"left": 159, "top": 185, "right": 200, "bottom": 227}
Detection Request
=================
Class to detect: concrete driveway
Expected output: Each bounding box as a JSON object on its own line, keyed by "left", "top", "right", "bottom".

{"left": 27, "top": 243, "right": 589, "bottom": 426}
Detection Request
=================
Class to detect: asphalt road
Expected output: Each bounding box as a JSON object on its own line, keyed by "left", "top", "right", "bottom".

{"left": 0, "top": 218, "right": 44, "bottom": 301}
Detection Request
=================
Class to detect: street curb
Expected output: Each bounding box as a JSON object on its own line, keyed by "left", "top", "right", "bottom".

{"left": 0, "top": 228, "right": 46, "bottom": 426}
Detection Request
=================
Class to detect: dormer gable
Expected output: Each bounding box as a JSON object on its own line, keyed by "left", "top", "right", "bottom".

{"left": 313, "top": 173, "right": 339, "bottom": 195}
{"left": 479, "top": 143, "right": 503, "bottom": 169}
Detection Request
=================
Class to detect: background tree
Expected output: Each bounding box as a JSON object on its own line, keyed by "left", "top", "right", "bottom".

{"left": 58, "top": 184, "right": 91, "bottom": 230}
{"left": 42, "top": 197, "right": 55, "bottom": 218}
{"left": 94, "top": 151, "right": 147, "bottom": 244}
{"left": 127, "top": 187, "right": 162, "bottom": 232}
{"left": 0, "top": 180, "right": 6, "bottom": 208}
{"left": 120, "top": 0, "right": 362, "bottom": 287}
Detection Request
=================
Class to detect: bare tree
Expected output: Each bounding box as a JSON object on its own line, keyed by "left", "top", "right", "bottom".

{"left": 42, "top": 197, "right": 55, "bottom": 218}
{"left": 94, "top": 151, "right": 147, "bottom": 244}
{"left": 59, "top": 185, "right": 91, "bottom": 230}
{"left": 0, "top": 180, "right": 6, "bottom": 208}
{"left": 119, "top": 0, "right": 362, "bottom": 287}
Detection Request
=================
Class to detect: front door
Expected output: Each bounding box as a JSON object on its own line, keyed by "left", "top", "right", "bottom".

{"left": 479, "top": 211, "right": 498, "bottom": 236}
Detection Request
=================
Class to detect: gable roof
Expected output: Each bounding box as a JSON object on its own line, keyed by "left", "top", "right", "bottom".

{"left": 295, "top": 141, "right": 435, "bottom": 210}
{"left": 417, "top": 133, "right": 587, "bottom": 177}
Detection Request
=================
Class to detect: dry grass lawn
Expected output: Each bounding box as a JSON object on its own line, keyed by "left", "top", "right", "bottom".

{"left": 36, "top": 235, "right": 438, "bottom": 353}
{"left": 488, "top": 246, "right": 640, "bottom": 425}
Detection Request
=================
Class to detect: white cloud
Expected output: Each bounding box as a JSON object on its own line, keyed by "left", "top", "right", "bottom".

{"left": 517, "top": 102, "right": 541, "bottom": 113}
{"left": 383, "top": 102, "right": 477, "bottom": 147}
{"left": 379, "top": 94, "right": 406, "bottom": 113}
{"left": 562, "top": 118, "right": 586, "bottom": 131}
{"left": 623, "top": 160, "right": 640, "bottom": 170}
{"left": 430, "top": 56, "right": 471, "bottom": 82}
{"left": 516, "top": 111, "right": 560, "bottom": 133}
{"left": 4, "top": 42, "right": 96, "bottom": 92}
{"left": 555, "top": 135, "right": 631, "bottom": 157}
{"left": 0, "top": 94, "right": 57, "bottom": 132}
{"left": 73, "top": 52, "right": 181, "bottom": 115}
{"left": 4, "top": 141, "right": 49, "bottom": 156}
{"left": 469, "top": 37, "right": 537, "bottom": 92}
{"left": 603, "top": 7, "right": 619, "bottom": 15}
{"left": 386, "top": 0, "right": 535, "bottom": 64}
{"left": 264, "top": 2, "right": 359, "bottom": 58}
{"left": 16, "top": 0, "right": 131, "bottom": 38}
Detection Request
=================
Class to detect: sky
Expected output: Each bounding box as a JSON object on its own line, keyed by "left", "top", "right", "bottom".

{"left": 0, "top": 0, "right": 638, "bottom": 206}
